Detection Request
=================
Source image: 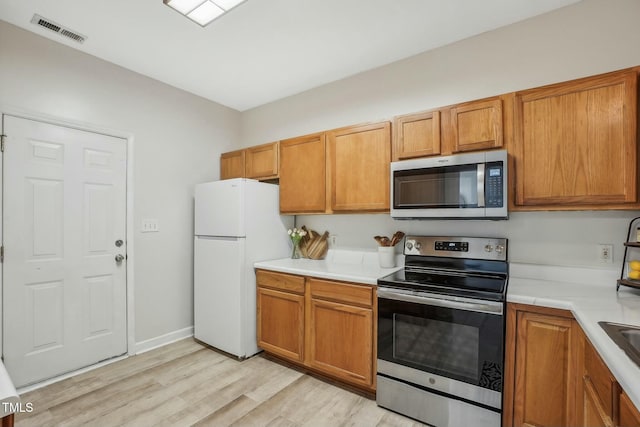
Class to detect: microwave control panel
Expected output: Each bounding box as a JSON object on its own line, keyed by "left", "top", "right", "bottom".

{"left": 485, "top": 162, "right": 504, "bottom": 208}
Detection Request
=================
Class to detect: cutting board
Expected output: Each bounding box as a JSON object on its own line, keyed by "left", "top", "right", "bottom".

{"left": 299, "top": 227, "right": 329, "bottom": 260}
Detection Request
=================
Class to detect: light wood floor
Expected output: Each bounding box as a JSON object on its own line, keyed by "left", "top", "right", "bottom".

{"left": 16, "top": 339, "right": 425, "bottom": 427}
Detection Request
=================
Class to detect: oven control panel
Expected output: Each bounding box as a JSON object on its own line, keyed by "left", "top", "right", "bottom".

{"left": 434, "top": 241, "right": 469, "bottom": 252}
{"left": 404, "top": 236, "right": 507, "bottom": 261}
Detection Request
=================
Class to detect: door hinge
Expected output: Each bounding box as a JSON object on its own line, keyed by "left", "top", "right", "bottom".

{"left": 0, "top": 246, "right": 4, "bottom": 263}
{"left": 0, "top": 134, "right": 6, "bottom": 152}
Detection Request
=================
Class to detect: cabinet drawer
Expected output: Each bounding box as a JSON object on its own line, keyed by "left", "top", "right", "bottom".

{"left": 256, "top": 270, "right": 305, "bottom": 294}
{"left": 308, "top": 278, "right": 373, "bottom": 307}
{"left": 585, "top": 340, "right": 617, "bottom": 416}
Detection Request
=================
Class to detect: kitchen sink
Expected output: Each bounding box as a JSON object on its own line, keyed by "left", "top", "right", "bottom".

{"left": 599, "top": 321, "right": 640, "bottom": 368}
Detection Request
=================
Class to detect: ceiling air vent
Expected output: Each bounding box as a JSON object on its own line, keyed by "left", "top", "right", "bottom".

{"left": 30, "top": 14, "right": 87, "bottom": 44}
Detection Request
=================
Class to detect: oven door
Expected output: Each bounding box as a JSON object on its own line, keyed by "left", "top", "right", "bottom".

{"left": 377, "top": 287, "right": 504, "bottom": 410}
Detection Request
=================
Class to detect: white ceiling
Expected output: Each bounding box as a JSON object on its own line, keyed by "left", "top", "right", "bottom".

{"left": 0, "top": 0, "right": 581, "bottom": 111}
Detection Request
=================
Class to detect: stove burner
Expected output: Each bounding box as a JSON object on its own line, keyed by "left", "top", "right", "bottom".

{"left": 378, "top": 235, "right": 509, "bottom": 302}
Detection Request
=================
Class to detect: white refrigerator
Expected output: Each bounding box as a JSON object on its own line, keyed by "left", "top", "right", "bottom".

{"left": 194, "top": 178, "right": 293, "bottom": 358}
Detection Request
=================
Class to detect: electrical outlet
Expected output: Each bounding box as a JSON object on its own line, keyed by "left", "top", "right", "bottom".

{"left": 329, "top": 234, "right": 338, "bottom": 248}
{"left": 597, "top": 244, "right": 613, "bottom": 264}
{"left": 141, "top": 218, "right": 159, "bottom": 233}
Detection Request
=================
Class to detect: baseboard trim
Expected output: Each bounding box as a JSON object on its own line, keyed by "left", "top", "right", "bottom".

{"left": 17, "top": 353, "right": 129, "bottom": 394}
{"left": 134, "top": 326, "right": 194, "bottom": 355}
{"left": 16, "top": 326, "right": 194, "bottom": 394}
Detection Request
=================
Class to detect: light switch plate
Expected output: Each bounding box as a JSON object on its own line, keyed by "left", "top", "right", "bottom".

{"left": 141, "top": 218, "right": 159, "bottom": 233}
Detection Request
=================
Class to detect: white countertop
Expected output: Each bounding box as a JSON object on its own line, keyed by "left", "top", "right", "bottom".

{"left": 508, "top": 263, "right": 640, "bottom": 411}
{"left": 254, "top": 249, "right": 403, "bottom": 285}
{"left": 254, "top": 254, "right": 640, "bottom": 411}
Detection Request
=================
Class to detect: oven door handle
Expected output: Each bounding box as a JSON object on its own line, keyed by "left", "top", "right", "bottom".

{"left": 377, "top": 287, "right": 503, "bottom": 315}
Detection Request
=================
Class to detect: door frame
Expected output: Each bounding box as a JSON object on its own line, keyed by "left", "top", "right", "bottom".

{"left": 0, "top": 106, "right": 136, "bottom": 360}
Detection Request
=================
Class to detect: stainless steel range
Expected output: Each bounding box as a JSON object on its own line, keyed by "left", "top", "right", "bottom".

{"left": 376, "top": 235, "right": 508, "bottom": 427}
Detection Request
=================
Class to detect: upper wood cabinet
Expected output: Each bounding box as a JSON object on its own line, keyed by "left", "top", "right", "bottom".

{"left": 220, "top": 142, "right": 279, "bottom": 181}
{"left": 245, "top": 141, "right": 279, "bottom": 180}
{"left": 512, "top": 69, "right": 639, "bottom": 210}
{"left": 220, "top": 149, "right": 245, "bottom": 180}
{"left": 392, "top": 97, "right": 503, "bottom": 160}
{"left": 449, "top": 97, "right": 504, "bottom": 153}
{"left": 392, "top": 110, "right": 441, "bottom": 160}
{"left": 279, "top": 133, "right": 326, "bottom": 214}
{"left": 327, "top": 122, "right": 391, "bottom": 212}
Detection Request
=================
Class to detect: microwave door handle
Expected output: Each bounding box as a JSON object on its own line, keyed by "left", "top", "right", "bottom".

{"left": 477, "top": 163, "right": 485, "bottom": 207}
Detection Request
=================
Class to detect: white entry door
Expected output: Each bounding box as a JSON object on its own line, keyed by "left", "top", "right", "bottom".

{"left": 2, "top": 115, "right": 127, "bottom": 387}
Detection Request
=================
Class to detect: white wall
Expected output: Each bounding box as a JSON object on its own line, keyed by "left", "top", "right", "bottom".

{"left": 241, "top": 0, "right": 640, "bottom": 270}
{"left": 0, "top": 21, "right": 241, "bottom": 343}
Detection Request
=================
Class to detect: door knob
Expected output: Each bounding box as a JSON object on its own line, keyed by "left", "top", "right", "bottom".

{"left": 115, "top": 254, "right": 125, "bottom": 263}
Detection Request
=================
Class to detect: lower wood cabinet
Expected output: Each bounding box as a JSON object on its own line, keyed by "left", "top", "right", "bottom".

{"left": 620, "top": 392, "right": 640, "bottom": 427}
{"left": 504, "top": 303, "right": 640, "bottom": 427}
{"left": 581, "top": 329, "right": 619, "bottom": 427}
{"left": 504, "top": 304, "right": 579, "bottom": 427}
{"left": 584, "top": 374, "right": 614, "bottom": 427}
{"left": 256, "top": 269, "right": 376, "bottom": 391}
{"left": 256, "top": 286, "right": 304, "bottom": 362}
{"left": 307, "top": 278, "right": 374, "bottom": 388}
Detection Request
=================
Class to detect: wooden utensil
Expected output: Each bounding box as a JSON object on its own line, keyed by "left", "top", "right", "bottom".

{"left": 390, "top": 231, "right": 405, "bottom": 247}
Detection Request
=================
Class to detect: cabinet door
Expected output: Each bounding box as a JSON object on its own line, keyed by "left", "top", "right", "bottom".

{"left": 584, "top": 375, "right": 614, "bottom": 427}
{"left": 393, "top": 110, "right": 441, "bottom": 160}
{"left": 220, "top": 149, "right": 245, "bottom": 180}
{"left": 328, "top": 122, "right": 391, "bottom": 212}
{"left": 279, "top": 133, "right": 326, "bottom": 214}
{"left": 257, "top": 287, "right": 304, "bottom": 362}
{"left": 513, "top": 70, "right": 638, "bottom": 208}
{"left": 620, "top": 391, "right": 640, "bottom": 427}
{"left": 449, "top": 98, "right": 503, "bottom": 153}
{"left": 246, "top": 142, "right": 279, "bottom": 180}
{"left": 511, "top": 309, "right": 578, "bottom": 427}
{"left": 307, "top": 298, "right": 373, "bottom": 388}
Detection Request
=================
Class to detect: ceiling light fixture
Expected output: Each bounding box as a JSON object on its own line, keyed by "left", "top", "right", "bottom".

{"left": 164, "top": 0, "right": 247, "bottom": 27}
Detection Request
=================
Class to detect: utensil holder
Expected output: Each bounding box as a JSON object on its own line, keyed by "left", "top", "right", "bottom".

{"left": 378, "top": 246, "right": 396, "bottom": 268}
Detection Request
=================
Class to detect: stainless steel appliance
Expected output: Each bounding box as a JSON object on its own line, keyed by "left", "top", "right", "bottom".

{"left": 376, "top": 235, "right": 508, "bottom": 427}
{"left": 390, "top": 150, "right": 507, "bottom": 219}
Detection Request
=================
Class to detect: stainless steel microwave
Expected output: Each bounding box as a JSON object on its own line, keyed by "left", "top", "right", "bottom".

{"left": 390, "top": 150, "right": 508, "bottom": 219}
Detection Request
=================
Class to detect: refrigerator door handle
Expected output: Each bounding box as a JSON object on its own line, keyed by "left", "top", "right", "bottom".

{"left": 195, "top": 235, "right": 242, "bottom": 241}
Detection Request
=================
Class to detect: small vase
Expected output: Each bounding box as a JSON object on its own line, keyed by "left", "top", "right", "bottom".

{"left": 291, "top": 240, "right": 303, "bottom": 259}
